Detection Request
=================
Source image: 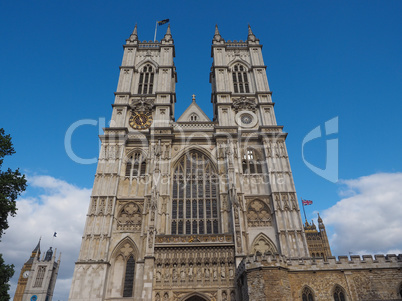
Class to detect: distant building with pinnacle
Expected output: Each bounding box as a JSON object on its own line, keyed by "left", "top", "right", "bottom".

{"left": 14, "top": 240, "right": 61, "bottom": 301}
{"left": 304, "top": 214, "right": 332, "bottom": 260}
{"left": 67, "top": 24, "right": 402, "bottom": 301}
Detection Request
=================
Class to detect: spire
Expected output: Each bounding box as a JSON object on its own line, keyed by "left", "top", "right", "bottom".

{"left": 127, "top": 24, "right": 138, "bottom": 43}
{"left": 317, "top": 212, "right": 325, "bottom": 230}
{"left": 247, "top": 24, "right": 258, "bottom": 42}
{"left": 212, "top": 24, "right": 224, "bottom": 43}
{"left": 317, "top": 212, "right": 323, "bottom": 224}
{"left": 26, "top": 238, "right": 41, "bottom": 264}
{"left": 162, "top": 24, "right": 173, "bottom": 42}
{"left": 32, "top": 238, "right": 41, "bottom": 255}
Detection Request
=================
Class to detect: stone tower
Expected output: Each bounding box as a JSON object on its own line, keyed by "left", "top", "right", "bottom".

{"left": 68, "top": 24, "right": 309, "bottom": 301}
{"left": 304, "top": 213, "right": 332, "bottom": 260}
{"left": 14, "top": 240, "right": 61, "bottom": 301}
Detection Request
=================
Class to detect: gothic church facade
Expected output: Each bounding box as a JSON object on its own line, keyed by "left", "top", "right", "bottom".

{"left": 68, "top": 25, "right": 402, "bottom": 301}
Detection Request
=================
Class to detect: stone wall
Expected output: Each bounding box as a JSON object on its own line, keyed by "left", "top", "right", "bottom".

{"left": 236, "top": 253, "right": 402, "bottom": 301}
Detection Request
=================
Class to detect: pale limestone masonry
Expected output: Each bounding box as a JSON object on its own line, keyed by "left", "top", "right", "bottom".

{"left": 68, "top": 24, "right": 402, "bottom": 301}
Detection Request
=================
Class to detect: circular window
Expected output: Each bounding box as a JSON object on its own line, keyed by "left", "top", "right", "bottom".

{"left": 240, "top": 113, "right": 253, "bottom": 124}
{"left": 235, "top": 111, "right": 258, "bottom": 128}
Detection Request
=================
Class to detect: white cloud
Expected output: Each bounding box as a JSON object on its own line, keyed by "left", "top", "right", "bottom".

{"left": 323, "top": 172, "right": 402, "bottom": 256}
{"left": 2, "top": 175, "right": 91, "bottom": 301}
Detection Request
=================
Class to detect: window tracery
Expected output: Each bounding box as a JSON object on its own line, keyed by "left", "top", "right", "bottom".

{"left": 333, "top": 285, "right": 346, "bottom": 301}
{"left": 171, "top": 151, "right": 219, "bottom": 235}
{"left": 242, "top": 149, "right": 264, "bottom": 174}
{"left": 137, "top": 64, "right": 154, "bottom": 94}
{"left": 117, "top": 202, "right": 142, "bottom": 231}
{"left": 302, "top": 287, "right": 314, "bottom": 301}
{"left": 247, "top": 200, "right": 271, "bottom": 227}
{"left": 232, "top": 64, "right": 250, "bottom": 93}
{"left": 125, "top": 152, "right": 147, "bottom": 178}
{"left": 123, "top": 255, "right": 135, "bottom": 297}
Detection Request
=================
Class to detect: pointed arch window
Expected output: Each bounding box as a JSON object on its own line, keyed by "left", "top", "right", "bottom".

{"left": 138, "top": 64, "right": 154, "bottom": 94}
{"left": 125, "top": 152, "right": 147, "bottom": 177}
{"left": 171, "top": 151, "right": 220, "bottom": 235}
{"left": 302, "top": 287, "right": 314, "bottom": 301}
{"left": 123, "top": 255, "right": 135, "bottom": 297}
{"left": 232, "top": 64, "right": 250, "bottom": 94}
{"left": 242, "top": 149, "right": 264, "bottom": 174}
{"left": 333, "top": 285, "right": 346, "bottom": 301}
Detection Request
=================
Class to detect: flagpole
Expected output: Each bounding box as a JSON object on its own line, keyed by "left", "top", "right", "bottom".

{"left": 154, "top": 21, "right": 158, "bottom": 42}
{"left": 302, "top": 198, "right": 307, "bottom": 222}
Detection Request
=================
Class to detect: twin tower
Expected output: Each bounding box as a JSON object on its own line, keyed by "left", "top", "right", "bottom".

{"left": 68, "top": 24, "right": 309, "bottom": 301}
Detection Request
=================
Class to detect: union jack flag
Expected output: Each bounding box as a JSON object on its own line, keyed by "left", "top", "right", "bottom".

{"left": 302, "top": 199, "right": 313, "bottom": 206}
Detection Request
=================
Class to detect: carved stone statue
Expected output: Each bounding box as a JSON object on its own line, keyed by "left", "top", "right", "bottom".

{"left": 188, "top": 263, "right": 193, "bottom": 280}
{"left": 180, "top": 264, "right": 186, "bottom": 281}
{"left": 222, "top": 291, "right": 227, "bottom": 301}
{"left": 221, "top": 263, "right": 226, "bottom": 279}
{"left": 213, "top": 266, "right": 218, "bottom": 280}
{"left": 204, "top": 263, "right": 210, "bottom": 279}
{"left": 172, "top": 264, "right": 178, "bottom": 281}
{"left": 197, "top": 265, "right": 202, "bottom": 280}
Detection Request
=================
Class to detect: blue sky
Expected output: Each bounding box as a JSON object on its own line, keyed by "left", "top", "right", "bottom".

{"left": 1, "top": 1, "right": 402, "bottom": 300}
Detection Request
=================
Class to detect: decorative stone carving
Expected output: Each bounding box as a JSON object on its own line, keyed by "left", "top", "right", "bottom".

{"left": 247, "top": 200, "right": 272, "bottom": 227}
{"left": 232, "top": 96, "right": 257, "bottom": 112}
{"left": 130, "top": 97, "right": 154, "bottom": 112}
{"left": 252, "top": 234, "right": 278, "bottom": 255}
{"left": 117, "top": 202, "right": 142, "bottom": 231}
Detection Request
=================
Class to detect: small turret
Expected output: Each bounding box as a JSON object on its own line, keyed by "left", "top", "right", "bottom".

{"left": 318, "top": 213, "right": 325, "bottom": 230}
{"left": 127, "top": 24, "right": 138, "bottom": 44}
{"left": 212, "top": 25, "right": 224, "bottom": 43}
{"left": 162, "top": 24, "right": 173, "bottom": 43}
{"left": 247, "top": 24, "right": 259, "bottom": 43}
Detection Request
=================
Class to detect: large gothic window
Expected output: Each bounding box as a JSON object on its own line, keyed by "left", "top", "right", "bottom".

{"left": 232, "top": 64, "right": 250, "bottom": 94}
{"left": 123, "top": 255, "right": 135, "bottom": 297}
{"left": 171, "top": 151, "right": 219, "bottom": 235}
{"left": 137, "top": 64, "right": 154, "bottom": 94}
{"left": 333, "top": 285, "right": 346, "bottom": 301}
{"left": 125, "top": 152, "right": 147, "bottom": 177}
{"left": 302, "top": 287, "right": 314, "bottom": 301}
{"left": 242, "top": 149, "right": 264, "bottom": 174}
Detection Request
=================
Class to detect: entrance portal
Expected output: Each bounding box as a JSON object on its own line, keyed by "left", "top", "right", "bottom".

{"left": 185, "top": 296, "right": 207, "bottom": 301}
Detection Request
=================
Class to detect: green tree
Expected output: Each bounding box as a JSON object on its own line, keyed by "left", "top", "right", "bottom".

{"left": 0, "top": 128, "right": 27, "bottom": 301}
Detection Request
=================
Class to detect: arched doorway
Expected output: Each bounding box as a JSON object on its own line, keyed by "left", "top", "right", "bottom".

{"left": 185, "top": 297, "right": 207, "bottom": 301}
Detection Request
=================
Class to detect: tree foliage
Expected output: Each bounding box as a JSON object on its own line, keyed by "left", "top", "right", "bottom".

{"left": 0, "top": 128, "right": 27, "bottom": 300}
{"left": 0, "top": 254, "right": 14, "bottom": 301}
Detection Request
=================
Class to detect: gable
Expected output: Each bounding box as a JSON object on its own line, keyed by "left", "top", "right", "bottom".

{"left": 177, "top": 100, "right": 211, "bottom": 122}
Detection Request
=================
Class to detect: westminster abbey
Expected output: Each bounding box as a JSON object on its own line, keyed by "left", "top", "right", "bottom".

{"left": 68, "top": 24, "right": 402, "bottom": 301}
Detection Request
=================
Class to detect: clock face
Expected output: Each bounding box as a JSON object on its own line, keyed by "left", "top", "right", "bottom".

{"left": 129, "top": 111, "right": 153, "bottom": 130}
{"left": 23, "top": 271, "right": 30, "bottom": 278}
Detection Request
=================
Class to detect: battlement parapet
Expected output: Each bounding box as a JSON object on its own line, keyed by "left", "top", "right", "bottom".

{"left": 236, "top": 253, "right": 402, "bottom": 277}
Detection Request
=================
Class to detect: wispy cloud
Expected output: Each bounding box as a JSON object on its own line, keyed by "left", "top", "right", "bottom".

{"left": 2, "top": 175, "right": 90, "bottom": 301}
{"left": 323, "top": 172, "right": 402, "bottom": 256}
